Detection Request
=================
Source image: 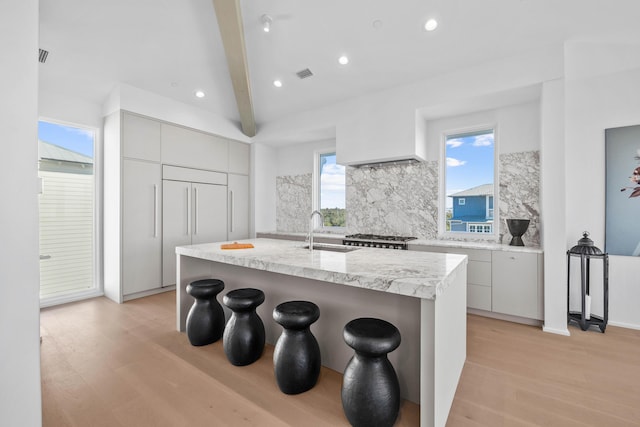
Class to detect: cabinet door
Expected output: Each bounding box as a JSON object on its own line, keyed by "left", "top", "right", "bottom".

{"left": 228, "top": 174, "right": 249, "bottom": 240}
{"left": 162, "top": 180, "right": 192, "bottom": 287}
{"left": 122, "top": 113, "right": 161, "bottom": 161}
{"left": 161, "top": 123, "right": 228, "bottom": 171}
{"left": 492, "top": 251, "right": 541, "bottom": 319}
{"left": 228, "top": 141, "right": 250, "bottom": 175}
{"left": 122, "top": 160, "right": 162, "bottom": 295}
{"left": 191, "top": 183, "right": 228, "bottom": 245}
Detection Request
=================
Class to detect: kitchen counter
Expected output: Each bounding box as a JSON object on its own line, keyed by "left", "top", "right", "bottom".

{"left": 175, "top": 238, "right": 468, "bottom": 427}
{"left": 257, "top": 231, "right": 543, "bottom": 253}
{"left": 176, "top": 238, "right": 467, "bottom": 300}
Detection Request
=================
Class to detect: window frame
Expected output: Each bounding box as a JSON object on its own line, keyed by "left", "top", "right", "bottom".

{"left": 312, "top": 148, "right": 346, "bottom": 232}
{"left": 439, "top": 123, "right": 499, "bottom": 240}
{"left": 37, "top": 117, "right": 103, "bottom": 307}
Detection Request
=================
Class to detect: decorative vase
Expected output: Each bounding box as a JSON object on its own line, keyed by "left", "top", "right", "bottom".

{"left": 506, "top": 219, "right": 530, "bottom": 246}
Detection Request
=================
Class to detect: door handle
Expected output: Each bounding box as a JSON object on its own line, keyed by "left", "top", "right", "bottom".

{"left": 186, "top": 187, "right": 191, "bottom": 235}
{"left": 39, "top": 255, "right": 51, "bottom": 260}
{"left": 153, "top": 184, "right": 158, "bottom": 237}
{"left": 229, "top": 190, "right": 234, "bottom": 233}
{"left": 193, "top": 187, "right": 198, "bottom": 235}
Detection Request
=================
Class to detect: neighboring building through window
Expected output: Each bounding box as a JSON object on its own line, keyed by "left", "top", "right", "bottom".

{"left": 38, "top": 120, "right": 97, "bottom": 304}
{"left": 314, "top": 151, "right": 346, "bottom": 228}
{"left": 444, "top": 128, "right": 495, "bottom": 235}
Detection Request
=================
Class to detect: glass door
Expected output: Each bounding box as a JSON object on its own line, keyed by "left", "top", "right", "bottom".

{"left": 38, "top": 120, "right": 97, "bottom": 305}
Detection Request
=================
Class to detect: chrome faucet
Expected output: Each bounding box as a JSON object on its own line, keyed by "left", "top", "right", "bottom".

{"left": 309, "top": 210, "right": 324, "bottom": 252}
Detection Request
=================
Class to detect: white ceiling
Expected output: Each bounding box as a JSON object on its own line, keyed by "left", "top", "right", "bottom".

{"left": 39, "top": 0, "right": 640, "bottom": 134}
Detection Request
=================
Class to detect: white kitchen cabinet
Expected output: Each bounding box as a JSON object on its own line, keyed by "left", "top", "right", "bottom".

{"left": 122, "top": 113, "right": 161, "bottom": 161}
{"left": 411, "top": 246, "right": 492, "bottom": 311}
{"left": 492, "top": 251, "right": 543, "bottom": 320}
{"left": 122, "top": 160, "right": 162, "bottom": 296}
{"left": 162, "top": 166, "right": 228, "bottom": 287}
{"left": 161, "top": 123, "right": 228, "bottom": 172}
{"left": 228, "top": 141, "right": 250, "bottom": 175}
{"left": 228, "top": 173, "right": 249, "bottom": 240}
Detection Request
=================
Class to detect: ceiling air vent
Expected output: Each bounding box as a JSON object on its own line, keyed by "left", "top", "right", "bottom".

{"left": 296, "top": 68, "right": 313, "bottom": 79}
{"left": 39, "top": 49, "right": 49, "bottom": 63}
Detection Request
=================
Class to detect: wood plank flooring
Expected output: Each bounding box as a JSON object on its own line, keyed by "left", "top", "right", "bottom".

{"left": 40, "top": 292, "right": 640, "bottom": 426}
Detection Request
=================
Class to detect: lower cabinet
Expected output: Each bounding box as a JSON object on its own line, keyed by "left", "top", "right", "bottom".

{"left": 410, "top": 244, "right": 543, "bottom": 321}
{"left": 492, "top": 251, "right": 543, "bottom": 320}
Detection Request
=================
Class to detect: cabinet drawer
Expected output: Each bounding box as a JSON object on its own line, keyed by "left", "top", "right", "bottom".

{"left": 468, "top": 260, "right": 491, "bottom": 287}
{"left": 468, "top": 284, "right": 491, "bottom": 311}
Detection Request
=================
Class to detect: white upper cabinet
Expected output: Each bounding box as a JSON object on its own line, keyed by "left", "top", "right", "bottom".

{"left": 161, "top": 123, "right": 229, "bottom": 172}
{"left": 122, "top": 113, "right": 161, "bottom": 161}
{"left": 228, "top": 140, "right": 250, "bottom": 175}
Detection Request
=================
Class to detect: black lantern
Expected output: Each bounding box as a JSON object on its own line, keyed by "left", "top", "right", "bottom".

{"left": 566, "top": 232, "right": 609, "bottom": 332}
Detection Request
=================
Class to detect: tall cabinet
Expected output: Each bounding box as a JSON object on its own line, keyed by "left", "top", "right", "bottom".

{"left": 104, "top": 111, "right": 250, "bottom": 302}
{"left": 162, "top": 166, "right": 228, "bottom": 287}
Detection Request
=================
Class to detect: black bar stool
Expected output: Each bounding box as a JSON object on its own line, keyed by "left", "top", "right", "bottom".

{"left": 341, "top": 317, "right": 401, "bottom": 427}
{"left": 185, "top": 279, "right": 225, "bottom": 346}
{"left": 222, "top": 288, "right": 265, "bottom": 366}
{"left": 273, "top": 301, "right": 321, "bottom": 394}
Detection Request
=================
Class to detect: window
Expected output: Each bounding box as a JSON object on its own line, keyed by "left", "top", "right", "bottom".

{"left": 38, "top": 120, "right": 98, "bottom": 305}
{"left": 314, "top": 150, "right": 346, "bottom": 228}
{"left": 443, "top": 127, "right": 496, "bottom": 236}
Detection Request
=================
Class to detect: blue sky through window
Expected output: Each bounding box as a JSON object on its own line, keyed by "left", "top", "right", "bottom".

{"left": 445, "top": 130, "right": 494, "bottom": 209}
{"left": 320, "top": 153, "right": 345, "bottom": 209}
{"left": 38, "top": 121, "right": 95, "bottom": 158}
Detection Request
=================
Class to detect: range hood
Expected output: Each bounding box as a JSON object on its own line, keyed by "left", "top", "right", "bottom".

{"left": 335, "top": 106, "right": 427, "bottom": 166}
{"left": 350, "top": 158, "right": 421, "bottom": 168}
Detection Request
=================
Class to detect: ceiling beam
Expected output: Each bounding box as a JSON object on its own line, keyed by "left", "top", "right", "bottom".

{"left": 211, "top": 0, "right": 256, "bottom": 137}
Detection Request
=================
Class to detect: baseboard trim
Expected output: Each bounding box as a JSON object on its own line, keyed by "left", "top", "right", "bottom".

{"left": 123, "top": 285, "right": 176, "bottom": 302}
{"left": 608, "top": 320, "right": 640, "bottom": 330}
{"left": 467, "top": 308, "right": 543, "bottom": 327}
{"left": 542, "top": 325, "right": 571, "bottom": 336}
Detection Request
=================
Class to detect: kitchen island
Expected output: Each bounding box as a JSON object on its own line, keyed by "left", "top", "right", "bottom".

{"left": 176, "top": 238, "right": 467, "bottom": 427}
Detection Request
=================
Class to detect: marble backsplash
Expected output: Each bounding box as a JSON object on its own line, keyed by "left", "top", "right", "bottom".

{"left": 276, "top": 174, "right": 312, "bottom": 233}
{"left": 275, "top": 150, "right": 540, "bottom": 246}
{"left": 499, "top": 151, "right": 540, "bottom": 246}
{"left": 346, "top": 161, "right": 439, "bottom": 238}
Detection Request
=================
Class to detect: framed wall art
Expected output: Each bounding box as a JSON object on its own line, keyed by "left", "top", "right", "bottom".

{"left": 605, "top": 124, "right": 640, "bottom": 256}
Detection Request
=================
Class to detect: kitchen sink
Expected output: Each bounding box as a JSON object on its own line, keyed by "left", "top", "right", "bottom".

{"left": 301, "top": 243, "right": 361, "bottom": 253}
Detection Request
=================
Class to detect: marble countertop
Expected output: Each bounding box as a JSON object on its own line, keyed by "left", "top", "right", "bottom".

{"left": 256, "top": 231, "right": 543, "bottom": 254}
{"left": 176, "top": 238, "right": 467, "bottom": 300}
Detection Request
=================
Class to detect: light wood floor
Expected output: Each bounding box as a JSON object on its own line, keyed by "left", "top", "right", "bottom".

{"left": 40, "top": 292, "right": 640, "bottom": 426}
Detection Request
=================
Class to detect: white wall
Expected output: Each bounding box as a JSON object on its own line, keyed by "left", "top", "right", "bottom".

{"left": 252, "top": 143, "right": 277, "bottom": 233}
{"left": 424, "top": 100, "right": 541, "bottom": 159}
{"left": 0, "top": 1, "right": 43, "bottom": 425}
{"left": 277, "top": 139, "right": 335, "bottom": 176}
{"left": 564, "top": 41, "right": 640, "bottom": 330}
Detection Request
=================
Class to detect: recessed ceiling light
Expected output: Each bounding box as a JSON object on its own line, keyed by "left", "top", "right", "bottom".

{"left": 338, "top": 55, "right": 349, "bottom": 65}
{"left": 194, "top": 90, "right": 205, "bottom": 98}
{"left": 372, "top": 19, "right": 383, "bottom": 29}
{"left": 424, "top": 18, "right": 438, "bottom": 32}
{"left": 273, "top": 80, "right": 282, "bottom": 88}
{"left": 262, "top": 14, "right": 272, "bottom": 33}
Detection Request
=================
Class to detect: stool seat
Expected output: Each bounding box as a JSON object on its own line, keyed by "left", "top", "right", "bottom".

{"left": 273, "top": 300, "right": 321, "bottom": 394}
{"left": 223, "top": 288, "right": 265, "bottom": 311}
{"left": 273, "top": 301, "right": 320, "bottom": 329}
{"left": 343, "top": 317, "right": 401, "bottom": 356}
{"left": 185, "top": 279, "right": 225, "bottom": 346}
{"left": 187, "top": 279, "right": 224, "bottom": 300}
{"left": 342, "top": 317, "right": 401, "bottom": 427}
{"left": 223, "top": 288, "right": 265, "bottom": 366}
